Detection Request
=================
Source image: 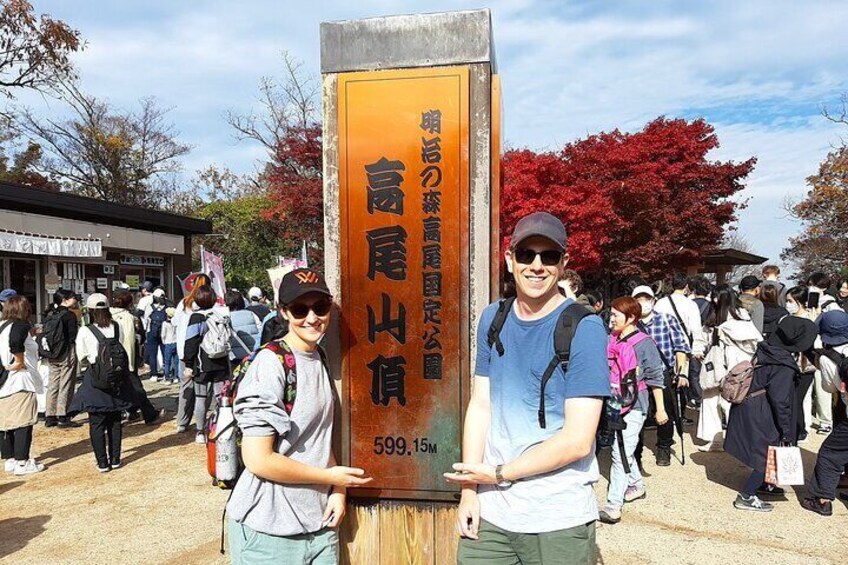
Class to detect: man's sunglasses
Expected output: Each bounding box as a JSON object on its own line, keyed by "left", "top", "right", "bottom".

{"left": 286, "top": 299, "right": 333, "bottom": 319}
{"left": 513, "top": 248, "right": 563, "bottom": 266}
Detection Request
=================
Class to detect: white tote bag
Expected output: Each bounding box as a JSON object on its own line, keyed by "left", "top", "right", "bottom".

{"left": 770, "top": 446, "right": 805, "bottom": 486}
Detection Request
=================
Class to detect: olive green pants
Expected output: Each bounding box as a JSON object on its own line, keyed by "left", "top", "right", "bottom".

{"left": 457, "top": 519, "right": 596, "bottom": 565}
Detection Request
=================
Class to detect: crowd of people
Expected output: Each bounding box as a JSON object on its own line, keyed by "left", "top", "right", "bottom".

{"left": 0, "top": 278, "right": 279, "bottom": 474}
{"left": 2, "top": 210, "right": 848, "bottom": 564}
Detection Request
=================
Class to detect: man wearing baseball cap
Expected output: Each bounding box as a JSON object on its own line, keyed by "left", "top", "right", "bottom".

{"left": 802, "top": 310, "right": 848, "bottom": 516}
{"left": 632, "top": 284, "right": 691, "bottom": 467}
{"left": 738, "top": 275, "right": 765, "bottom": 335}
{"left": 226, "top": 267, "right": 372, "bottom": 561}
{"left": 246, "top": 286, "right": 271, "bottom": 320}
{"left": 446, "top": 212, "right": 609, "bottom": 564}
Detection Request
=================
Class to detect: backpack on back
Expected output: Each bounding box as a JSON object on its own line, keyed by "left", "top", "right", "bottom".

{"left": 487, "top": 297, "right": 594, "bottom": 429}
{"left": 206, "top": 338, "right": 330, "bottom": 489}
{"left": 37, "top": 310, "right": 67, "bottom": 359}
{"left": 818, "top": 348, "right": 848, "bottom": 385}
{"left": 148, "top": 307, "right": 168, "bottom": 339}
{"left": 201, "top": 311, "right": 232, "bottom": 359}
{"left": 87, "top": 323, "right": 129, "bottom": 391}
{"left": 720, "top": 353, "right": 763, "bottom": 404}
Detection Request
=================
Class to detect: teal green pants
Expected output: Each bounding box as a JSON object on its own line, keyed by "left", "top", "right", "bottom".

{"left": 457, "top": 519, "right": 596, "bottom": 565}
{"left": 229, "top": 520, "right": 338, "bottom": 565}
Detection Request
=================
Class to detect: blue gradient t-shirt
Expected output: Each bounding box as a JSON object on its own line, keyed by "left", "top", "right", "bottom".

{"left": 474, "top": 298, "right": 610, "bottom": 533}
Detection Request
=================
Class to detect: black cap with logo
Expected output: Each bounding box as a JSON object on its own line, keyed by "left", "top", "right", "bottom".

{"left": 278, "top": 268, "right": 332, "bottom": 306}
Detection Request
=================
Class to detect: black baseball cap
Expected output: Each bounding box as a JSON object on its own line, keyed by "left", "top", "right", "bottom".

{"left": 510, "top": 212, "right": 567, "bottom": 250}
{"left": 278, "top": 268, "right": 332, "bottom": 306}
{"left": 739, "top": 275, "right": 762, "bottom": 291}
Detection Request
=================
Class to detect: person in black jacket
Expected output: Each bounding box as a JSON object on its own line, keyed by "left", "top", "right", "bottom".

{"left": 44, "top": 289, "right": 82, "bottom": 428}
{"left": 725, "top": 316, "right": 818, "bottom": 512}
{"left": 181, "top": 285, "right": 230, "bottom": 445}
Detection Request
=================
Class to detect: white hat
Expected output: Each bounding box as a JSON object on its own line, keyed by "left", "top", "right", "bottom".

{"left": 631, "top": 285, "right": 655, "bottom": 299}
{"left": 247, "top": 286, "right": 263, "bottom": 300}
{"left": 86, "top": 293, "right": 109, "bottom": 310}
{"left": 153, "top": 288, "right": 165, "bottom": 298}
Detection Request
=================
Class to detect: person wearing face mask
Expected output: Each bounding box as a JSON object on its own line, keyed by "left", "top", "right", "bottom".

{"left": 784, "top": 286, "right": 821, "bottom": 443}
{"left": 227, "top": 268, "right": 372, "bottom": 563}
{"left": 598, "top": 297, "right": 666, "bottom": 525}
{"left": 631, "top": 285, "right": 691, "bottom": 467}
{"left": 725, "top": 315, "right": 817, "bottom": 512}
{"left": 445, "top": 212, "right": 610, "bottom": 565}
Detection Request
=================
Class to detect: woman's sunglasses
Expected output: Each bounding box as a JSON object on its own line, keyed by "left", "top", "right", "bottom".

{"left": 513, "top": 248, "right": 563, "bottom": 266}
{"left": 287, "top": 299, "right": 333, "bottom": 319}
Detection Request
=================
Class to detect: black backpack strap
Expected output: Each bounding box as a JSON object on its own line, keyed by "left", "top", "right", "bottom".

{"left": 87, "top": 323, "right": 106, "bottom": 344}
{"left": 537, "top": 304, "right": 592, "bottom": 428}
{"left": 667, "top": 297, "right": 693, "bottom": 346}
{"left": 486, "top": 297, "right": 515, "bottom": 357}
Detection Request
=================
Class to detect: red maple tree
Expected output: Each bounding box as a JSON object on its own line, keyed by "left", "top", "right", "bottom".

{"left": 263, "top": 124, "right": 324, "bottom": 267}
{"left": 501, "top": 117, "right": 755, "bottom": 281}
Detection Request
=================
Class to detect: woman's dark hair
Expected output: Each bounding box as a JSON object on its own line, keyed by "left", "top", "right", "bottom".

{"left": 53, "top": 288, "right": 76, "bottom": 305}
{"left": 787, "top": 286, "right": 808, "bottom": 308}
{"left": 611, "top": 296, "right": 641, "bottom": 325}
{"left": 807, "top": 272, "right": 831, "bottom": 290}
{"left": 710, "top": 284, "right": 744, "bottom": 325}
{"left": 585, "top": 289, "right": 604, "bottom": 308}
{"left": 112, "top": 290, "right": 134, "bottom": 310}
{"left": 1, "top": 295, "right": 31, "bottom": 322}
{"left": 760, "top": 284, "right": 779, "bottom": 306}
{"left": 225, "top": 290, "right": 244, "bottom": 312}
{"left": 193, "top": 285, "right": 217, "bottom": 310}
{"left": 184, "top": 274, "right": 212, "bottom": 309}
{"left": 89, "top": 308, "right": 113, "bottom": 328}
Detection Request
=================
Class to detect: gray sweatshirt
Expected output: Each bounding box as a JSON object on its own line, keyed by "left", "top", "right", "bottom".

{"left": 226, "top": 348, "right": 334, "bottom": 536}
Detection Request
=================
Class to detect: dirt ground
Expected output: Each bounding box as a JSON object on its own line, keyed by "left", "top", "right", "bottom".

{"left": 1, "top": 382, "right": 845, "bottom": 565}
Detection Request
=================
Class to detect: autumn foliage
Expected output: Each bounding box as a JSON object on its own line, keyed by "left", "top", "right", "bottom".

{"left": 501, "top": 118, "right": 756, "bottom": 280}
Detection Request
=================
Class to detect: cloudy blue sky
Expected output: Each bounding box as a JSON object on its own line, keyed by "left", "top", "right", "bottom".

{"left": 18, "top": 1, "right": 848, "bottom": 270}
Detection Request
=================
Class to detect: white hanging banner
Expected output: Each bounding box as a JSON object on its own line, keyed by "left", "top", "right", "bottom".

{"left": 0, "top": 230, "right": 102, "bottom": 258}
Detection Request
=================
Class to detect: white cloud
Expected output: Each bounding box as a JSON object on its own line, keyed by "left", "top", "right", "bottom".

{"left": 16, "top": 0, "right": 848, "bottom": 274}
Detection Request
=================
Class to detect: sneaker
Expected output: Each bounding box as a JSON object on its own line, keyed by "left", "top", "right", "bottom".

{"left": 817, "top": 425, "right": 832, "bottom": 435}
{"left": 110, "top": 462, "right": 122, "bottom": 470}
{"left": 800, "top": 497, "right": 832, "bottom": 516}
{"left": 4, "top": 458, "right": 15, "bottom": 473}
{"left": 144, "top": 408, "right": 166, "bottom": 425}
{"left": 149, "top": 374, "right": 161, "bottom": 382}
{"left": 733, "top": 494, "right": 773, "bottom": 512}
{"left": 97, "top": 465, "right": 111, "bottom": 473}
{"left": 656, "top": 447, "right": 671, "bottom": 467}
{"left": 797, "top": 433, "right": 808, "bottom": 444}
{"left": 44, "top": 416, "right": 58, "bottom": 428}
{"left": 13, "top": 459, "right": 45, "bottom": 476}
{"left": 195, "top": 432, "right": 206, "bottom": 444}
{"left": 176, "top": 425, "right": 187, "bottom": 433}
{"left": 624, "top": 485, "right": 646, "bottom": 503}
{"left": 756, "top": 484, "right": 785, "bottom": 497}
{"left": 598, "top": 505, "right": 621, "bottom": 524}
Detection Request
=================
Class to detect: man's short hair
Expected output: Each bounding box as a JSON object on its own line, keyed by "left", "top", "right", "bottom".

{"left": 762, "top": 265, "right": 780, "bottom": 277}
{"left": 561, "top": 269, "right": 582, "bottom": 294}
{"left": 808, "top": 271, "right": 831, "bottom": 290}
{"left": 670, "top": 272, "right": 688, "bottom": 291}
{"left": 690, "top": 275, "right": 712, "bottom": 297}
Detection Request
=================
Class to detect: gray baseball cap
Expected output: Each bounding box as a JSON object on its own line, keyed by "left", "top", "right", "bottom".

{"left": 510, "top": 212, "right": 568, "bottom": 250}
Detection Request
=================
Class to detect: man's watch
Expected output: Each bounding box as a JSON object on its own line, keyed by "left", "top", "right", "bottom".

{"left": 495, "top": 464, "right": 513, "bottom": 488}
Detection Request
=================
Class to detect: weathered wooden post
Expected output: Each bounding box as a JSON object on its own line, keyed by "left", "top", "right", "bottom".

{"left": 320, "top": 9, "right": 500, "bottom": 563}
